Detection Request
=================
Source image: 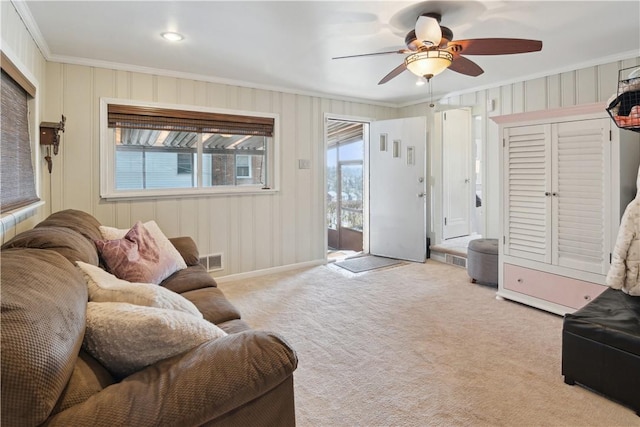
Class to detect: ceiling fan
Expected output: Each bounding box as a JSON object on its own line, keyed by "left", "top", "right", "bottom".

{"left": 333, "top": 13, "right": 543, "bottom": 85}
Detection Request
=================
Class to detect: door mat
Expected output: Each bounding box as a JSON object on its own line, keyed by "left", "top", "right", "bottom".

{"left": 334, "top": 255, "right": 402, "bottom": 273}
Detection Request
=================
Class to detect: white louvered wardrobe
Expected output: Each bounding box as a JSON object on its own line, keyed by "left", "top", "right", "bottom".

{"left": 493, "top": 103, "right": 640, "bottom": 315}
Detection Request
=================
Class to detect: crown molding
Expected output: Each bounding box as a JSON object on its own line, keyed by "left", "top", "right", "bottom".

{"left": 45, "top": 52, "right": 400, "bottom": 108}
{"left": 11, "top": 0, "right": 399, "bottom": 109}
{"left": 13, "top": 0, "right": 638, "bottom": 111}
{"left": 11, "top": 0, "right": 51, "bottom": 59}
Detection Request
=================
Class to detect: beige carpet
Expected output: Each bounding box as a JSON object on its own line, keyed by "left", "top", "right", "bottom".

{"left": 219, "top": 260, "right": 638, "bottom": 426}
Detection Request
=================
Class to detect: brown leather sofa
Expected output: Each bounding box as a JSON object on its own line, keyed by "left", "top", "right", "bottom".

{"left": 562, "top": 288, "right": 640, "bottom": 416}
{"left": 1, "top": 209, "right": 297, "bottom": 426}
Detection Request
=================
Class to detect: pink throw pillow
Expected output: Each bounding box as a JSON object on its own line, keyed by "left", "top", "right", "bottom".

{"left": 95, "top": 221, "right": 176, "bottom": 284}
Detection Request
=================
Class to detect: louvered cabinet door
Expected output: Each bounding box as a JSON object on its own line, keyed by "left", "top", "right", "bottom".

{"left": 503, "top": 124, "right": 552, "bottom": 263}
{"left": 551, "top": 118, "right": 611, "bottom": 274}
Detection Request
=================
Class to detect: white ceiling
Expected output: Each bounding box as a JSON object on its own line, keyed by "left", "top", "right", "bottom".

{"left": 18, "top": 0, "right": 640, "bottom": 106}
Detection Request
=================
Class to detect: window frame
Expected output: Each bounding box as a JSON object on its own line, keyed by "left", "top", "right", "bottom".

{"left": 176, "top": 152, "right": 194, "bottom": 176}
{"left": 235, "top": 154, "right": 252, "bottom": 178}
{"left": 99, "top": 98, "right": 280, "bottom": 200}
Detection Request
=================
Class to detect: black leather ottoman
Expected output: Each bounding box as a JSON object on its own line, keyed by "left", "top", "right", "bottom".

{"left": 562, "top": 288, "right": 640, "bottom": 415}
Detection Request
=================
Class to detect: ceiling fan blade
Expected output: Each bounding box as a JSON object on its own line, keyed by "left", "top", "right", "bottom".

{"left": 378, "top": 63, "right": 407, "bottom": 85}
{"left": 448, "top": 55, "right": 484, "bottom": 77}
{"left": 332, "top": 49, "right": 408, "bottom": 60}
{"left": 449, "top": 38, "right": 542, "bottom": 55}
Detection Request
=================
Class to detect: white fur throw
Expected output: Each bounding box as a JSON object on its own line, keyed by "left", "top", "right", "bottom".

{"left": 76, "top": 261, "right": 201, "bottom": 317}
{"left": 83, "top": 302, "right": 227, "bottom": 377}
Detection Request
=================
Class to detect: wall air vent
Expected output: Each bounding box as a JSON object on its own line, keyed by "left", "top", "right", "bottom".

{"left": 445, "top": 253, "right": 467, "bottom": 268}
{"left": 198, "top": 253, "right": 223, "bottom": 272}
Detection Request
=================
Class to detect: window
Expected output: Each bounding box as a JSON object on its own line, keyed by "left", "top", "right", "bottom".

{"left": 177, "top": 153, "right": 194, "bottom": 175}
{"left": 1, "top": 53, "right": 39, "bottom": 213}
{"left": 235, "top": 155, "right": 251, "bottom": 178}
{"left": 100, "top": 99, "right": 278, "bottom": 199}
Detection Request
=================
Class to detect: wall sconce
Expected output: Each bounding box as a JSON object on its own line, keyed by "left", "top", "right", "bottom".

{"left": 40, "top": 115, "right": 65, "bottom": 173}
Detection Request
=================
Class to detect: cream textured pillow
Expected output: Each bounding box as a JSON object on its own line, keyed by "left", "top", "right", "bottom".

{"left": 100, "top": 221, "right": 187, "bottom": 271}
{"left": 83, "top": 302, "right": 227, "bottom": 378}
{"left": 76, "top": 261, "right": 202, "bottom": 317}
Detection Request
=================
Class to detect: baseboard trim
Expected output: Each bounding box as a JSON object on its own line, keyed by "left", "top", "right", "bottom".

{"left": 214, "top": 259, "right": 326, "bottom": 284}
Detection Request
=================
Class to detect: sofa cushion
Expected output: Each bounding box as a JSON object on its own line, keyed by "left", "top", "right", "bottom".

{"left": 217, "top": 319, "right": 253, "bottom": 334}
{"left": 83, "top": 302, "right": 227, "bottom": 378}
{"left": 99, "top": 221, "right": 187, "bottom": 271}
{"left": 95, "top": 221, "right": 180, "bottom": 284}
{"left": 1, "top": 248, "right": 88, "bottom": 426}
{"left": 1, "top": 226, "right": 100, "bottom": 266}
{"left": 162, "top": 264, "right": 217, "bottom": 293}
{"left": 35, "top": 209, "right": 103, "bottom": 242}
{"left": 181, "top": 287, "right": 242, "bottom": 324}
{"left": 44, "top": 331, "right": 298, "bottom": 427}
{"left": 51, "top": 350, "right": 116, "bottom": 415}
{"left": 169, "top": 236, "right": 200, "bottom": 266}
{"left": 76, "top": 261, "right": 202, "bottom": 317}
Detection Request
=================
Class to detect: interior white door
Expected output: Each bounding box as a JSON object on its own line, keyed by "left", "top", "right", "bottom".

{"left": 443, "top": 108, "right": 472, "bottom": 239}
{"left": 369, "top": 117, "right": 427, "bottom": 262}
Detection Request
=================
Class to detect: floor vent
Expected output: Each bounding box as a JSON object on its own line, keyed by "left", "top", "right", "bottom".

{"left": 199, "top": 253, "right": 223, "bottom": 272}
{"left": 445, "top": 253, "right": 467, "bottom": 268}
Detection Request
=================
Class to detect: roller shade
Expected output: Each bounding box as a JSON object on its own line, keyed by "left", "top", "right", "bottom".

{"left": 1, "top": 69, "right": 39, "bottom": 213}
{"left": 108, "top": 104, "right": 274, "bottom": 137}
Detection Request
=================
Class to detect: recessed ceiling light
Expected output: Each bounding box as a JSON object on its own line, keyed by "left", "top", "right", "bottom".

{"left": 161, "top": 32, "right": 184, "bottom": 42}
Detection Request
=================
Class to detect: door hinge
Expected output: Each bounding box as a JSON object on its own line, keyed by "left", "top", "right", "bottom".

{"left": 444, "top": 112, "right": 446, "bottom": 120}
{"left": 503, "top": 138, "right": 505, "bottom": 147}
{"left": 610, "top": 253, "right": 612, "bottom": 263}
{"left": 444, "top": 217, "right": 447, "bottom": 226}
{"left": 609, "top": 130, "right": 612, "bottom": 141}
{"left": 503, "top": 236, "right": 506, "bottom": 244}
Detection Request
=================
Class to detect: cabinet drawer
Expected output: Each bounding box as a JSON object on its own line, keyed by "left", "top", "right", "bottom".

{"left": 503, "top": 264, "right": 605, "bottom": 309}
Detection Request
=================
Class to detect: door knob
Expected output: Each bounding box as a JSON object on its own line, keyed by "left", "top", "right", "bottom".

{"left": 464, "top": 178, "right": 470, "bottom": 183}
{"left": 417, "top": 193, "right": 426, "bottom": 198}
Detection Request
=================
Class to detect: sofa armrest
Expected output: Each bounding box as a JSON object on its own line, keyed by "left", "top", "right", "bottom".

{"left": 45, "top": 330, "right": 297, "bottom": 426}
{"left": 169, "top": 236, "right": 200, "bottom": 266}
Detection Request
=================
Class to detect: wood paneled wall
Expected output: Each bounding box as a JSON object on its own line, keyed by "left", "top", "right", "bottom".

{"left": 4, "top": 0, "right": 638, "bottom": 275}
{"left": 1, "top": 1, "right": 48, "bottom": 243}
{"left": 44, "top": 63, "right": 397, "bottom": 276}
{"left": 399, "top": 57, "right": 640, "bottom": 241}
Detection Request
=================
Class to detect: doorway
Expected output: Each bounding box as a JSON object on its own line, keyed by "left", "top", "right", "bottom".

{"left": 442, "top": 108, "right": 473, "bottom": 240}
{"left": 325, "top": 116, "right": 429, "bottom": 264}
{"left": 326, "top": 120, "right": 365, "bottom": 257}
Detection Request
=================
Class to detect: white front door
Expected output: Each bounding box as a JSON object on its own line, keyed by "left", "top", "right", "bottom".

{"left": 369, "top": 117, "right": 427, "bottom": 262}
{"left": 443, "top": 108, "right": 472, "bottom": 239}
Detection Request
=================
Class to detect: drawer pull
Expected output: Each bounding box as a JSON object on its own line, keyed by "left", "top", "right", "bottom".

{"left": 584, "top": 295, "right": 591, "bottom": 300}
{"left": 517, "top": 278, "right": 523, "bottom": 283}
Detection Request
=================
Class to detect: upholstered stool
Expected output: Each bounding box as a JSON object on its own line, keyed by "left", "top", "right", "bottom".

{"left": 467, "top": 238, "right": 498, "bottom": 286}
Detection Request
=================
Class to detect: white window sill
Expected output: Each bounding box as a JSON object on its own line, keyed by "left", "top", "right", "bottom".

{"left": 1, "top": 200, "right": 45, "bottom": 241}
{"left": 100, "top": 186, "right": 279, "bottom": 201}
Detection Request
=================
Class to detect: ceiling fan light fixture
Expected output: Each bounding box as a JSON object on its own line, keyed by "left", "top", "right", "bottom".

{"left": 415, "top": 14, "right": 442, "bottom": 46}
{"left": 161, "top": 31, "right": 184, "bottom": 42}
{"left": 405, "top": 50, "right": 453, "bottom": 80}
